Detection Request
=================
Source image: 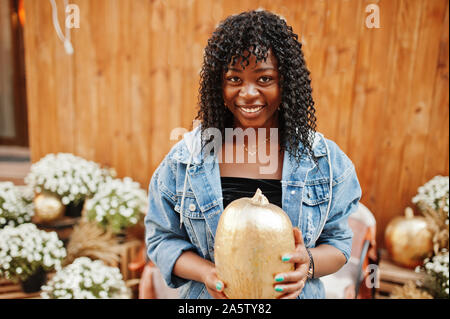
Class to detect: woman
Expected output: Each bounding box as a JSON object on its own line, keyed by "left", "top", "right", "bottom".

{"left": 145, "top": 9, "right": 361, "bottom": 299}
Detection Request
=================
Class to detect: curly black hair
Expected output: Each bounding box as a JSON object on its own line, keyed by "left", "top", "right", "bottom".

{"left": 195, "top": 9, "right": 317, "bottom": 163}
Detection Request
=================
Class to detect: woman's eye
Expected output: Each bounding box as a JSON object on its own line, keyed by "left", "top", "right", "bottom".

{"left": 259, "top": 76, "right": 272, "bottom": 83}
{"left": 227, "top": 76, "right": 241, "bottom": 83}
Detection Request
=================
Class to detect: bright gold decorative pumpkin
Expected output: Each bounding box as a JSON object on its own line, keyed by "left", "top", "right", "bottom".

{"left": 34, "top": 193, "right": 65, "bottom": 223}
{"left": 385, "top": 207, "right": 433, "bottom": 269}
{"left": 214, "top": 188, "right": 295, "bottom": 299}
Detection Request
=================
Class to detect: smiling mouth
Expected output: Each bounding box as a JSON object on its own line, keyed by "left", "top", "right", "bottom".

{"left": 236, "top": 105, "right": 265, "bottom": 113}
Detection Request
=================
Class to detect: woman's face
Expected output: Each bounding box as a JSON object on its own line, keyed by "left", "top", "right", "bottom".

{"left": 222, "top": 49, "right": 282, "bottom": 130}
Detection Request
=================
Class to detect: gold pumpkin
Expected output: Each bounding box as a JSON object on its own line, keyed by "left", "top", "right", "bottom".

{"left": 34, "top": 192, "right": 65, "bottom": 223}
{"left": 214, "top": 188, "right": 295, "bottom": 299}
{"left": 385, "top": 207, "right": 433, "bottom": 269}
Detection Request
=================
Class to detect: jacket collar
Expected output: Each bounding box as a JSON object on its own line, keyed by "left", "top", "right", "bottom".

{"left": 172, "top": 125, "right": 203, "bottom": 165}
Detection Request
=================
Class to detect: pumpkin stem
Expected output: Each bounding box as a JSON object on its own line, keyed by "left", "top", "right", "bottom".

{"left": 251, "top": 188, "right": 269, "bottom": 206}
{"left": 405, "top": 207, "right": 414, "bottom": 218}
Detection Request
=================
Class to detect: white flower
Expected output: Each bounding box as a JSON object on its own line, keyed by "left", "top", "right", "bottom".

{"left": 419, "top": 250, "right": 449, "bottom": 298}
{"left": 0, "top": 182, "right": 34, "bottom": 228}
{"left": 62, "top": 197, "right": 70, "bottom": 205}
{"left": 41, "top": 257, "right": 130, "bottom": 299}
{"left": 412, "top": 175, "right": 449, "bottom": 216}
{"left": 0, "top": 223, "right": 66, "bottom": 282}
{"left": 24, "top": 153, "right": 113, "bottom": 206}
{"left": 85, "top": 177, "right": 148, "bottom": 234}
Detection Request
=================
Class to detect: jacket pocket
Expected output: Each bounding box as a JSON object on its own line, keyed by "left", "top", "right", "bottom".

{"left": 175, "top": 196, "right": 211, "bottom": 259}
{"left": 301, "top": 180, "right": 330, "bottom": 247}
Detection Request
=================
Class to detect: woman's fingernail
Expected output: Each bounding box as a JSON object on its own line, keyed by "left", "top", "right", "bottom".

{"left": 281, "top": 255, "right": 291, "bottom": 262}
{"left": 216, "top": 281, "right": 223, "bottom": 291}
{"left": 275, "top": 275, "right": 284, "bottom": 282}
{"left": 275, "top": 286, "right": 283, "bottom": 292}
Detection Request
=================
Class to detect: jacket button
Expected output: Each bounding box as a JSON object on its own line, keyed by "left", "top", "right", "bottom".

{"left": 291, "top": 190, "right": 296, "bottom": 195}
{"left": 189, "top": 203, "right": 196, "bottom": 211}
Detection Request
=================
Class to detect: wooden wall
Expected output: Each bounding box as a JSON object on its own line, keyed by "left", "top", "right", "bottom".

{"left": 22, "top": 0, "right": 449, "bottom": 247}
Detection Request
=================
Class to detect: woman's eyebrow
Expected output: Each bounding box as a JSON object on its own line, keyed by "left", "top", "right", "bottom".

{"left": 227, "top": 67, "right": 276, "bottom": 73}
{"left": 252, "top": 67, "right": 276, "bottom": 73}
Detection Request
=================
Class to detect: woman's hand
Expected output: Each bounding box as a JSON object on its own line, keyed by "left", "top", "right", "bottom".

{"left": 173, "top": 250, "right": 227, "bottom": 299}
{"left": 274, "top": 227, "right": 310, "bottom": 299}
{"left": 202, "top": 266, "right": 228, "bottom": 299}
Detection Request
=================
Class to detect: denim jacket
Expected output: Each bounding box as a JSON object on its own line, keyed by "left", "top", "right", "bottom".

{"left": 145, "top": 126, "right": 362, "bottom": 299}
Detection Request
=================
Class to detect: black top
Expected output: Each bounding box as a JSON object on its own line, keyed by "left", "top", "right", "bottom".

{"left": 221, "top": 176, "right": 282, "bottom": 209}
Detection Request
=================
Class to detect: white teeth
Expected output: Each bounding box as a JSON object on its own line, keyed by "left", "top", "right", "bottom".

{"left": 240, "top": 106, "right": 264, "bottom": 113}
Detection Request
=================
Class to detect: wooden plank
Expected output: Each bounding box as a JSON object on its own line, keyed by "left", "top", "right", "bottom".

{"left": 347, "top": 0, "right": 399, "bottom": 247}
{"left": 22, "top": 0, "right": 43, "bottom": 160}
{"left": 0, "top": 161, "right": 30, "bottom": 182}
{"left": 0, "top": 291, "right": 41, "bottom": 299}
{"left": 72, "top": 0, "right": 99, "bottom": 162}
{"left": 376, "top": 250, "right": 426, "bottom": 297}
{"left": 91, "top": 0, "right": 116, "bottom": 170}
{"left": 180, "top": 0, "right": 200, "bottom": 139}
{"left": 298, "top": 0, "right": 327, "bottom": 135}
{"left": 422, "top": 1, "right": 449, "bottom": 184}
{"left": 397, "top": 0, "right": 448, "bottom": 216}
{"left": 379, "top": 259, "right": 424, "bottom": 283}
{"left": 113, "top": 0, "right": 132, "bottom": 179}
{"left": 371, "top": 0, "right": 423, "bottom": 247}
{"left": 0, "top": 278, "right": 10, "bottom": 285}
{"left": 327, "top": 0, "right": 363, "bottom": 151}
{"left": 112, "top": 239, "right": 142, "bottom": 281}
{"left": 0, "top": 278, "right": 41, "bottom": 299}
{"left": 0, "top": 283, "right": 21, "bottom": 293}
{"left": 128, "top": 0, "right": 152, "bottom": 187}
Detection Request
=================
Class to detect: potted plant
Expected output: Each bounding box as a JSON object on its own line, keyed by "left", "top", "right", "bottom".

{"left": 25, "top": 153, "right": 115, "bottom": 218}
{"left": 0, "top": 223, "right": 66, "bottom": 292}
{"left": 85, "top": 177, "right": 147, "bottom": 236}
{"left": 40, "top": 257, "right": 130, "bottom": 299}
{"left": 415, "top": 249, "right": 449, "bottom": 299}
{"left": 0, "top": 182, "right": 34, "bottom": 228}
{"left": 412, "top": 175, "right": 449, "bottom": 254}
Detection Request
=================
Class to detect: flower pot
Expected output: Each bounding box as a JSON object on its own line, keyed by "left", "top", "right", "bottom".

{"left": 65, "top": 200, "right": 85, "bottom": 218}
{"left": 20, "top": 267, "right": 47, "bottom": 293}
{"left": 116, "top": 230, "right": 127, "bottom": 244}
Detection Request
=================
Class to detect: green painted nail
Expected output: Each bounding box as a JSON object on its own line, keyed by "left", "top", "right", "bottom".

{"left": 282, "top": 255, "right": 291, "bottom": 262}
{"left": 275, "top": 275, "right": 284, "bottom": 282}
{"left": 275, "top": 286, "right": 283, "bottom": 292}
{"left": 216, "top": 281, "right": 223, "bottom": 291}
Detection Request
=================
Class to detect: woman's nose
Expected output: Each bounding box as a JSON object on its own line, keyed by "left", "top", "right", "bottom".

{"left": 239, "top": 83, "right": 259, "bottom": 98}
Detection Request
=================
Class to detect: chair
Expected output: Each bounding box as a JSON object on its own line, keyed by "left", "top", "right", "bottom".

{"left": 128, "top": 243, "right": 180, "bottom": 299}
{"left": 321, "top": 202, "right": 378, "bottom": 299}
